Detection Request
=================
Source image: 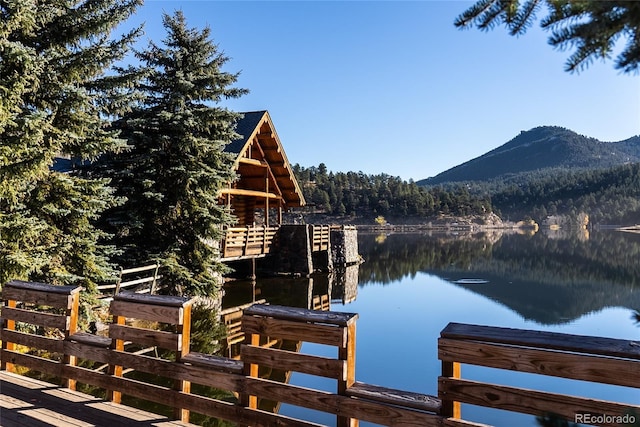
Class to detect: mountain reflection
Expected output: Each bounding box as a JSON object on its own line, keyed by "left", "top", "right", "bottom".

{"left": 358, "top": 230, "right": 640, "bottom": 324}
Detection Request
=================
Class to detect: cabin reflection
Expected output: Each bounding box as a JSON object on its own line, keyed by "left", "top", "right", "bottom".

{"left": 216, "top": 268, "right": 358, "bottom": 414}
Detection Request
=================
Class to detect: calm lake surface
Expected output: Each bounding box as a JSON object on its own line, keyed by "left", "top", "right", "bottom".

{"left": 221, "top": 229, "right": 640, "bottom": 426}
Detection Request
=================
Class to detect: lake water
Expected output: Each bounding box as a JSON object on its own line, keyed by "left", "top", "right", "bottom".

{"left": 221, "top": 229, "right": 640, "bottom": 426}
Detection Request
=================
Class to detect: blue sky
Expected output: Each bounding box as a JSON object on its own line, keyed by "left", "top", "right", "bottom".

{"left": 130, "top": 1, "right": 640, "bottom": 181}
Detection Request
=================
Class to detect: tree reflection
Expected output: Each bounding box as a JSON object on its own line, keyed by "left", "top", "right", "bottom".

{"left": 358, "top": 230, "right": 640, "bottom": 325}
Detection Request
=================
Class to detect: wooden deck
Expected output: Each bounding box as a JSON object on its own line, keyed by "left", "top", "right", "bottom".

{"left": 0, "top": 371, "right": 194, "bottom": 427}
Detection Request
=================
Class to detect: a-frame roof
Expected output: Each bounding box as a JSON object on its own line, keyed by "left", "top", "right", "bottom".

{"left": 225, "top": 111, "right": 266, "bottom": 155}
{"left": 225, "top": 111, "right": 305, "bottom": 207}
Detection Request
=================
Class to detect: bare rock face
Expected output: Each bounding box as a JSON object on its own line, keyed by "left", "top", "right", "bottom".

{"left": 479, "top": 212, "right": 504, "bottom": 227}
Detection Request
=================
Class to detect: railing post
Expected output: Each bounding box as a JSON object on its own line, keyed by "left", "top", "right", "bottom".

{"left": 221, "top": 228, "right": 229, "bottom": 258}
{"left": 440, "top": 360, "right": 461, "bottom": 419}
{"left": 243, "top": 228, "right": 250, "bottom": 257}
{"left": 63, "top": 289, "right": 81, "bottom": 390}
{"left": 262, "top": 227, "right": 267, "bottom": 254}
{"left": 150, "top": 263, "right": 160, "bottom": 294}
{"left": 114, "top": 266, "right": 124, "bottom": 295}
{"left": 107, "top": 312, "right": 125, "bottom": 404}
{"left": 337, "top": 317, "right": 358, "bottom": 427}
{"left": 173, "top": 300, "right": 192, "bottom": 422}
{"left": 241, "top": 331, "right": 260, "bottom": 411}
{"left": 1, "top": 298, "right": 17, "bottom": 372}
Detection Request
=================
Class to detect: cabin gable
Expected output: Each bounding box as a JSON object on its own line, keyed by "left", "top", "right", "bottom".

{"left": 221, "top": 111, "right": 305, "bottom": 226}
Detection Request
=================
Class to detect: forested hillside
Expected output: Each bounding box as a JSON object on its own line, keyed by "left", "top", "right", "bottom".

{"left": 411, "top": 126, "right": 640, "bottom": 226}
{"left": 294, "top": 160, "right": 640, "bottom": 226}
{"left": 292, "top": 163, "right": 491, "bottom": 220}
{"left": 490, "top": 163, "right": 640, "bottom": 224}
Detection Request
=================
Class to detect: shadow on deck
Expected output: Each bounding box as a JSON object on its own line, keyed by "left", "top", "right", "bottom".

{"left": 0, "top": 371, "right": 193, "bottom": 427}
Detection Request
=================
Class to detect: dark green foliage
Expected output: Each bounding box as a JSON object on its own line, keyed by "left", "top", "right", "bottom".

{"left": 455, "top": 0, "right": 640, "bottom": 73}
{"left": 97, "top": 11, "right": 247, "bottom": 296}
{"left": 0, "top": 0, "right": 142, "bottom": 289}
{"left": 489, "top": 163, "right": 640, "bottom": 224}
{"left": 293, "top": 163, "right": 491, "bottom": 219}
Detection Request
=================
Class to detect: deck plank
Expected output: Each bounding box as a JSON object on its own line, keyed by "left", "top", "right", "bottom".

{"left": 0, "top": 371, "right": 196, "bottom": 427}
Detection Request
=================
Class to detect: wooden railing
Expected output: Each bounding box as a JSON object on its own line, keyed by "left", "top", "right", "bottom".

{"left": 221, "top": 226, "right": 278, "bottom": 259}
{"left": 2, "top": 280, "right": 638, "bottom": 427}
{"left": 96, "top": 263, "right": 162, "bottom": 296}
{"left": 310, "top": 224, "right": 331, "bottom": 252}
{"left": 1, "top": 280, "right": 81, "bottom": 389}
{"left": 439, "top": 323, "right": 640, "bottom": 426}
{"left": 221, "top": 225, "right": 354, "bottom": 261}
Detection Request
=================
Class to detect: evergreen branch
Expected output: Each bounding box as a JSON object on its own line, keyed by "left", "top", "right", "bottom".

{"left": 477, "top": 2, "right": 510, "bottom": 31}
{"left": 510, "top": 0, "right": 543, "bottom": 36}
{"left": 454, "top": 0, "right": 498, "bottom": 29}
{"left": 458, "top": 0, "right": 640, "bottom": 73}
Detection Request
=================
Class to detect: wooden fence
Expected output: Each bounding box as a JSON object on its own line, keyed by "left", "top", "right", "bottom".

{"left": 96, "top": 263, "right": 162, "bottom": 297}
{"left": 221, "top": 225, "right": 349, "bottom": 260}
{"left": 1, "top": 279, "right": 638, "bottom": 427}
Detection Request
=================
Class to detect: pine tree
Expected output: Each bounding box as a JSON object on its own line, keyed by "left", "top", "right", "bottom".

{"left": 0, "top": 0, "right": 142, "bottom": 289}
{"left": 99, "top": 11, "right": 248, "bottom": 296}
{"left": 455, "top": 0, "right": 640, "bottom": 73}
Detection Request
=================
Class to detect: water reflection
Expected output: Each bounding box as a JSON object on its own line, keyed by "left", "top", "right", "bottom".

{"left": 358, "top": 230, "right": 640, "bottom": 325}
{"left": 213, "top": 270, "right": 358, "bottom": 416}
{"left": 212, "top": 229, "right": 639, "bottom": 425}
{"left": 219, "top": 229, "right": 640, "bottom": 338}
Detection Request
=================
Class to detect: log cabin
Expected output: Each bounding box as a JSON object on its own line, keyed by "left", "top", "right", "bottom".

{"left": 222, "top": 110, "right": 305, "bottom": 227}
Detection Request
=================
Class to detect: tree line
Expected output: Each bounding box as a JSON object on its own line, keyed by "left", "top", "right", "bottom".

{"left": 295, "top": 160, "right": 640, "bottom": 227}
{"left": 487, "top": 163, "right": 640, "bottom": 225}
{"left": 292, "top": 163, "right": 492, "bottom": 220}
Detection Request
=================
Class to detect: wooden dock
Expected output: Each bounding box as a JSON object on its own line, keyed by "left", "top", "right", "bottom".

{"left": 1, "top": 280, "right": 639, "bottom": 427}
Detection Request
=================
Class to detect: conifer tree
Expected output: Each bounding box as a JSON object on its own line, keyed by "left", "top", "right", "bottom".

{"left": 455, "top": 1, "right": 640, "bottom": 73}
{"left": 0, "top": 0, "right": 142, "bottom": 289}
{"left": 100, "top": 11, "right": 248, "bottom": 296}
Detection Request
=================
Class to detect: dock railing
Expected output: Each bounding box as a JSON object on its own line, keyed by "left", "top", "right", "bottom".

{"left": 439, "top": 322, "right": 640, "bottom": 426}
{"left": 2, "top": 280, "right": 639, "bottom": 427}
{"left": 221, "top": 226, "right": 278, "bottom": 260}
{"left": 0, "top": 280, "right": 81, "bottom": 389}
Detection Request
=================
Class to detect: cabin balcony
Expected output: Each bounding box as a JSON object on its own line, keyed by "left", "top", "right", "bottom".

{"left": 220, "top": 226, "right": 279, "bottom": 261}
{"left": 220, "top": 225, "right": 359, "bottom": 274}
